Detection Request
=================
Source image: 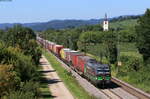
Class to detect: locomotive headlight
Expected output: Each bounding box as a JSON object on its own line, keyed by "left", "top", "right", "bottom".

{"left": 105, "top": 76, "right": 110, "bottom": 80}
{"left": 97, "top": 76, "right": 103, "bottom": 80}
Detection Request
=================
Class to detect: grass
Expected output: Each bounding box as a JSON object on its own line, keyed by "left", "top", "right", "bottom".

{"left": 112, "top": 67, "right": 150, "bottom": 93}
{"left": 42, "top": 49, "right": 96, "bottom": 99}
{"left": 38, "top": 66, "right": 54, "bottom": 99}
{"left": 119, "top": 42, "right": 138, "bottom": 52}
{"left": 39, "top": 82, "right": 54, "bottom": 99}
{"left": 121, "top": 51, "right": 142, "bottom": 57}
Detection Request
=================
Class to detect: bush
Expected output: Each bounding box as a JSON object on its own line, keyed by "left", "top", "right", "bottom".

{"left": 120, "top": 52, "right": 143, "bottom": 71}
{"left": 113, "top": 53, "right": 150, "bottom": 93}
{"left": 0, "top": 25, "right": 42, "bottom": 66}
{"left": 0, "top": 64, "right": 21, "bottom": 97}
{"left": 20, "top": 81, "right": 41, "bottom": 97}
{"left": 4, "top": 91, "right": 35, "bottom": 99}
{"left": 0, "top": 45, "right": 40, "bottom": 82}
{"left": 24, "top": 40, "right": 42, "bottom": 65}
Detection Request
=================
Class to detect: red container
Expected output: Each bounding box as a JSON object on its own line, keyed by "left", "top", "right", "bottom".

{"left": 49, "top": 42, "right": 52, "bottom": 51}
{"left": 51, "top": 43, "right": 56, "bottom": 52}
{"left": 54, "top": 45, "right": 64, "bottom": 55}
{"left": 77, "top": 56, "right": 93, "bottom": 73}
{"left": 70, "top": 52, "right": 84, "bottom": 68}
{"left": 48, "top": 42, "right": 51, "bottom": 51}
{"left": 66, "top": 50, "right": 78, "bottom": 62}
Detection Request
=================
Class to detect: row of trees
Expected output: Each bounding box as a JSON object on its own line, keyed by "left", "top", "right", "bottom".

{"left": 40, "top": 21, "right": 136, "bottom": 65}
{"left": 0, "top": 25, "right": 42, "bottom": 98}
{"left": 135, "top": 9, "right": 150, "bottom": 63}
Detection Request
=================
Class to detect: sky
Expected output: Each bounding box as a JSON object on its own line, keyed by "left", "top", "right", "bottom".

{"left": 0, "top": 0, "right": 150, "bottom": 23}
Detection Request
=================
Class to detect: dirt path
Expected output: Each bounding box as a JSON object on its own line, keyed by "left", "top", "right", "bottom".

{"left": 40, "top": 55, "right": 74, "bottom": 99}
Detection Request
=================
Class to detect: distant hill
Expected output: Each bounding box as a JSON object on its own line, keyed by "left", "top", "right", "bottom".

{"left": 27, "top": 19, "right": 104, "bottom": 31}
{"left": 0, "top": 15, "right": 141, "bottom": 31}
{"left": 0, "top": 19, "right": 103, "bottom": 31}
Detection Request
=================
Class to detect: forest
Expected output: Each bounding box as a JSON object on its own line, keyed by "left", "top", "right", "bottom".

{"left": 39, "top": 9, "right": 150, "bottom": 93}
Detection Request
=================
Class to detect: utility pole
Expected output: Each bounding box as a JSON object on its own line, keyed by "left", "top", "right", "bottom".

{"left": 117, "top": 29, "right": 122, "bottom": 73}
{"left": 69, "top": 36, "right": 71, "bottom": 49}
{"left": 84, "top": 39, "right": 87, "bottom": 55}
{"left": 45, "top": 32, "right": 46, "bottom": 52}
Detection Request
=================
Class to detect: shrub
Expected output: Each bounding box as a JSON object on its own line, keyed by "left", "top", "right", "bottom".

{"left": 0, "top": 64, "right": 20, "bottom": 97}
{"left": 4, "top": 91, "right": 35, "bottom": 99}
{"left": 24, "top": 40, "right": 42, "bottom": 65}
{"left": 20, "top": 81, "right": 41, "bottom": 97}
{"left": 120, "top": 52, "right": 143, "bottom": 71}
{"left": 0, "top": 45, "right": 40, "bottom": 82}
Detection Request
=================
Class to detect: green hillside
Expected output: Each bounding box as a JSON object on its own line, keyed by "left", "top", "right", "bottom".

{"left": 110, "top": 19, "right": 138, "bottom": 29}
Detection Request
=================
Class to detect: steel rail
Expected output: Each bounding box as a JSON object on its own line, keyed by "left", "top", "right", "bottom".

{"left": 112, "top": 77, "right": 150, "bottom": 99}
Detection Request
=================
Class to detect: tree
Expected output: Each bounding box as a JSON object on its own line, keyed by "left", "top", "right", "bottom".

{"left": 77, "top": 31, "right": 101, "bottom": 53}
{"left": 103, "top": 31, "right": 118, "bottom": 64}
{"left": 0, "top": 30, "right": 5, "bottom": 42}
{"left": 0, "top": 45, "right": 39, "bottom": 82}
{"left": 119, "top": 28, "right": 136, "bottom": 42}
{"left": 0, "top": 26, "right": 41, "bottom": 98}
{"left": 1, "top": 25, "right": 42, "bottom": 65}
{"left": 26, "top": 40, "right": 42, "bottom": 65}
{"left": 0, "top": 64, "right": 20, "bottom": 97}
{"left": 135, "top": 9, "right": 150, "bottom": 62}
{"left": 5, "top": 25, "right": 36, "bottom": 47}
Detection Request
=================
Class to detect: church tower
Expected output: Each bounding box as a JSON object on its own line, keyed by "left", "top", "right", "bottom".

{"left": 103, "top": 13, "right": 109, "bottom": 31}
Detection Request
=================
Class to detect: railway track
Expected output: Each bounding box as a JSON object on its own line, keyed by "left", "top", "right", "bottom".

{"left": 47, "top": 50, "right": 150, "bottom": 99}
{"left": 100, "top": 89, "right": 122, "bottom": 99}
{"left": 111, "top": 77, "right": 150, "bottom": 99}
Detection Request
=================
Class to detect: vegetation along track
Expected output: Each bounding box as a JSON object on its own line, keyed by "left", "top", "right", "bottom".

{"left": 47, "top": 50, "right": 150, "bottom": 99}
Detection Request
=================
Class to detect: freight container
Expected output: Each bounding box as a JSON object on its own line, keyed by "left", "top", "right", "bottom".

{"left": 77, "top": 56, "right": 95, "bottom": 73}
{"left": 47, "top": 41, "right": 51, "bottom": 50}
{"left": 53, "top": 45, "right": 64, "bottom": 55}
{"left": 60, "top": 48, "right": 71, "bottom": 60}
{"left": 45, "top": 40, "right": 49, "bottom": 49}
{"left": 51, "top": 43, "right": 56, "bottom": 52}
{"left": 70, "top": 52, "right": 84, "bottom": 68}
{"left": 47, "top": 41, "right": 51, "bottom": 51}
{"left": 66, "top": 50, "right": 78, "bottom": 63}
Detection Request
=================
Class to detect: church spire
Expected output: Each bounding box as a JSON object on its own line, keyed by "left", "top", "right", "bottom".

{"left": 105, "top": 13, "right": 108, "bottom": 21}
{"left": 103, "top": 13, "right": 109, "bottom": 31}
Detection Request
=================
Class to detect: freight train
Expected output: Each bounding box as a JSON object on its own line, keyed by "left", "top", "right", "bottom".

{"left": 37, "top": 37, "right": 111, "bottom": 86}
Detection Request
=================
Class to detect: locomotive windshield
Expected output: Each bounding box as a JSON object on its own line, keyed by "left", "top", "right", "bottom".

{"left": 97, "top": 66, "right": 110, "bottom": 74}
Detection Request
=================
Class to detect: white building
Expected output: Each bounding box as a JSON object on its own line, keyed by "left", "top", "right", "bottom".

{"left": 103, "top": 14, "right": 109, "bottom": 31}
